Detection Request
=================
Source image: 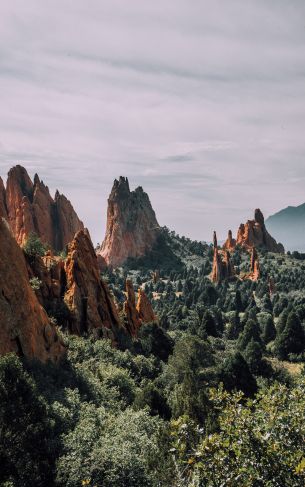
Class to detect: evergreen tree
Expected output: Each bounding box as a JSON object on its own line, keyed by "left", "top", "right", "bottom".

{"left": 244, "top": 339, "right": 264, "bottom": 375}
{"left": 219, "top": 352, "right": 257, "bottom": 396}
{"left": 237, "top": 319, "right": 263, "bottom": 351}
{"left": 261, "top": 315, "right": 276, "bottom": 344}
{"left": 274, "top": 312, "right": 305, "bottom": 360}
{"left": 202, "top": 310, "right": 218, "bottom": 337}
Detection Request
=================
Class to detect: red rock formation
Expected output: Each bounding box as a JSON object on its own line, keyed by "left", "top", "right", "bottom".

{"left": 124, "top": 280, "right": 157, "bottom": 336}
{"left": 25, "top": 251, "right": 65, "bottom": 309}
{"left": 54, "top": 191, "right": 85, "bottom": 251}
{"left": 249, "top": 247, "right": 260, "bottom": 281}
{"left": 0, "top": 218, "right": 65, "bottom": 362}
{"left": 124, "top": 279, "right": 141, "bottom": 336}
{"left": 0, "top": 177, "right": 7, "bottom": 219}
{"left": 98, "top": 177, "right": 159, "bottom": 267}
{"left": 5, "top": 165, "right": 84, "bottom": 250}
{"left": 236, "top": 209, "right": 284, "bottom": 253}
{"left": 136, "top": 288, "right": 157, "bottom": 323}
{"left": 223, "top": 230, "right": 236, "bottom": 252}
{"left": 64, "top": 230, "right": 121, "bottom": 336}
{"left": 211, "top": 232, "right": 235, "bottom": 283}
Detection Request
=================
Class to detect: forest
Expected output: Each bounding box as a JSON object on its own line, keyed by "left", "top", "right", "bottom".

{"left": 1, "top": 228, "right": 305, "bottom": 486}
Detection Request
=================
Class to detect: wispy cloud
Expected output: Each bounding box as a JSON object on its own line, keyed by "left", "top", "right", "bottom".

{"left": 0, "top": 0, "right": 305, "bottom": 242}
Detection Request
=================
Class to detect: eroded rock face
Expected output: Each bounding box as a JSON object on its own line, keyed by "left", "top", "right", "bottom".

{"left": 211, "top": 232, "right": 235, "bottom": 283}
{"left": 0, "top": 177, "right": 7, "bottom": 219}
{"left": 236, "top": 209, "right": 284, "bottom": 253}
{"left": 249, "top": 247, "right": 260, "bottom": 281}
{"left": 5, "top": 165, "right": 84, "bottom": 250}
{"left": 0, "top": 218, "right": 65, "bottom": 362}
{"left": 136, "top": 288, "right": 157, "bottom": 324}
{"left": 98, "top": 177, "right": 159, "bottom": 267}
{"left": 25, "top": 250, "right": 65, "bottom": 310}
{"left": 124, "top": 279, "right": 141, "bottom": 336}
{"left": 64, "top": 230, "right": 121, "bottom": 336}
{"left": 124, "top": 280, "right": 157, "bottom": 336}
{"left": 223, "top": 230, "right": 236, "bottom": 252}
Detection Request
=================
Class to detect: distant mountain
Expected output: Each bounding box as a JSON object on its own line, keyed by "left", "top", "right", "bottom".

{"left": 266, "top": 203, "right": 305, "bottom": 252}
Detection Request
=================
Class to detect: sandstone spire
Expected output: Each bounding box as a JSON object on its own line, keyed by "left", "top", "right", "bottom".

{"left": 63, "top": 230, "right": 121, "bottom": 336}
{"left": 223, "top": 229, "right": 236, "bottom": 252}
{"left": 136, "top": 288, "right": 157, "bottom": 324}
{"left": 124, "top": 279, "right": 157, "bottom": 336}
{"left": 249, "top": 247, "right": 260, "bottom": 281}
{"left": 98, "top": 177, "right": 159, "bottom": 267}
{"left": 211, "top": 232, "right": 235, "bottom": 283}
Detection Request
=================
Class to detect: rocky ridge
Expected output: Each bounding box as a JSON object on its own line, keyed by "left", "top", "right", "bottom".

{"left": 234, "top": 209, "right": 284, "bottom": 253}
{"left": 3, "top": 165, "right": 84, "bottom": 251}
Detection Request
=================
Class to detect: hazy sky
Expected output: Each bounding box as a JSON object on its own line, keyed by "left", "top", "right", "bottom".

{"left": 1, "top": 1, "right": 305, "bottom": 244}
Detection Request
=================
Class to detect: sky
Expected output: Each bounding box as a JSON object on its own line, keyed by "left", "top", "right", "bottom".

{"left": 0, "top": 0, "right": 305, "bottom": 244}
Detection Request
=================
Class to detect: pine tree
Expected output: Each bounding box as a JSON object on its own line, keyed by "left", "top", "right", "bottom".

{"left": 244, "top": 339, "right": 263, "bottom": 375}
{"left": 237, "top": 319, "right": 263, "bottom": 351}
{"left": 262, "top": 315, "right": 276, "bottom": 344}
{"left": 274, "top": 312, "right": 305, "bottom": 360}
{"left": 219, "top": 352, "right": 257, "bottom": 396}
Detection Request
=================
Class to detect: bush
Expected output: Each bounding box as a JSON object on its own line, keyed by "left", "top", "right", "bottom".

{"left": 23, "top": 233, "right": 46, "bottom": 258}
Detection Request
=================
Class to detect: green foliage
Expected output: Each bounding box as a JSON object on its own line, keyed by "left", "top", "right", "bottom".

{"left": 171, "top": 379, "right": 305, "bottom": 486}
{"left": 237, "top": 318, "right": 263, "bottom": 351}
{"left": 218, "top": 351, "right": 257, "bottom": 396}
{"left": 261, "top": 314, "right": 277, "bottom": 344}
{"left": 274, "top": 312, "right": 305, "bottom": 360}
{"left": 133, "top": 382, "right": 171, "bottom": 419}
{"left": 29, "top": 276, "right": 42, "bottom": 290}
{"left": 56, "top": 406, "right": 162, "bottom": 487}
{"left": 23, "top": 232, "right": 46, "bottom": 258}
{"left": 0, "top": 354, "right": 55, "bottom": 487}
{"left": 136, "top": 323, "right": 174, "bottom": 361}
{"left": 164, "top": 336, "right": 215, "bottom": 424}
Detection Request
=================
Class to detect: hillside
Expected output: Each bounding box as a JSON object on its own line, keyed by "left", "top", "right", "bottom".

{"left": 266, "top": 203, "right": 305, "bottom": 252}
{"left": 2, "top": 173, "right": 305, "bottom": 486}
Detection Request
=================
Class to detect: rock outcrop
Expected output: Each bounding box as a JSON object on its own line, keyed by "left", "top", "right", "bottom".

{"left": 4, "top": 165, "right": 84, "bottom": 250}
{"left": 98, "top": 177, "right": 159, "bottom": 267}
{"left": 63, "top": 230, "right": 121, "bottom": 336}
{"left": 235, "top": 209, "right": 284, "bottom": 253}
{"left": 0, "top": 218, "right": 65, "bottom": 362}
{"left": 25, "top": 251, "right": 65, "bottom": 310}
{"left": 0, "top": 177, "right": 7, "bottom": 219}
{"left": 248, "top": 247, "right": 260, "bottom": 281}
{"left": 211, "top": 232, "right": 235, "bottom": 283}
{"left": 223, "top": 230, "right": 236, "bottom": 252}
{"left": 136, "top": 288, "right": 157, "bottom": 323}
{"left": 124, "top": 279, "right": 141, "bottom": 336}
{"left": 124, "top": 280, "right": 157, "bottom": 336}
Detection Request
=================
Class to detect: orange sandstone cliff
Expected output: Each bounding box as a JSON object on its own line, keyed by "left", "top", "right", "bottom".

{"left": 63, "top": 230, "right": 121, "bottom": 336}
{"left": 236, "top": 209, "right": 284, "bottom": 253}
{"left": 124, "top": 279, "right": 157, "bottom": 336}
{"left": 98, "top": 177, "right": 159, "bottom": 267}
{"left": 0, "top": 218, "right": 65, "bottom": 362}
{"left": 4, "top": 165, "right": 84, "bottom": 250}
